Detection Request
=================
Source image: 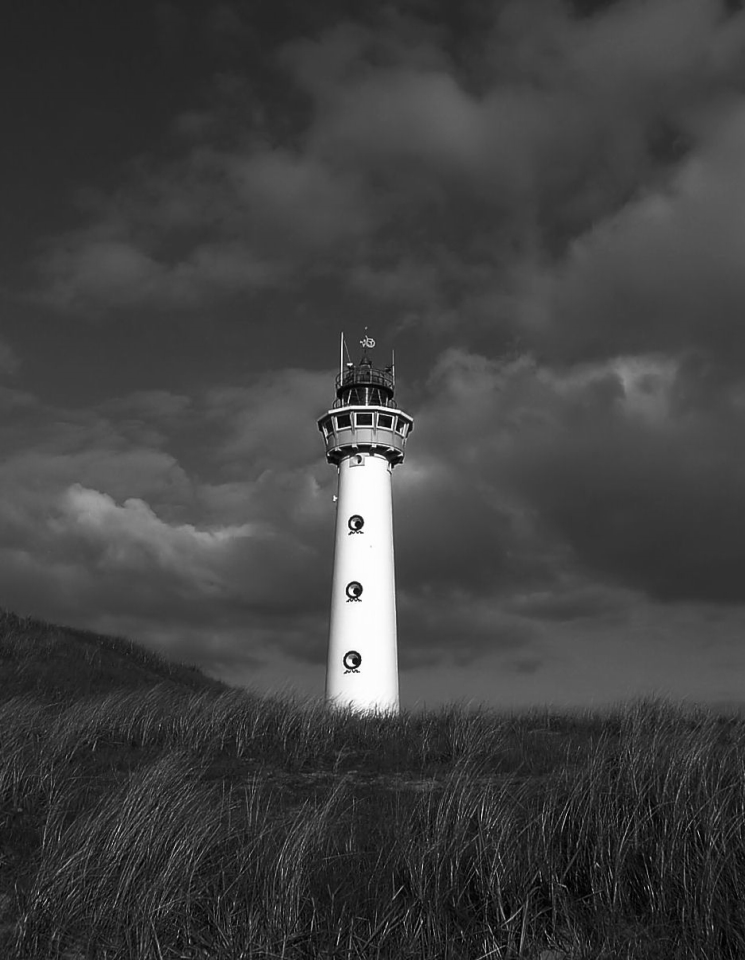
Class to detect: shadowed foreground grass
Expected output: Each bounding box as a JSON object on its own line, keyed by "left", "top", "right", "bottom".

{"left": 2, "top": 612, "right": 745, "bottom": 958}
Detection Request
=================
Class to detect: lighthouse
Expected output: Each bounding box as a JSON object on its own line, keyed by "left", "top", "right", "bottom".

{"left": 317, "top": 333, "right": 414, "bottom": 714}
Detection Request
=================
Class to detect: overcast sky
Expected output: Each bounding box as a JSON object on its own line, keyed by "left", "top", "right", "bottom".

{"left": 4, "top": 0, "right": 745, "bottom": 710}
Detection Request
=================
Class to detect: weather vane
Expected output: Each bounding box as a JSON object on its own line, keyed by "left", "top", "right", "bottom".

{"left": 360, "top": 327, "right": 375, "bottom": 350}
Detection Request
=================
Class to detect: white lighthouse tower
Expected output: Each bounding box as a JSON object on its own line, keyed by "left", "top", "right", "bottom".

{"left": 317, "top": 333, "right": 414, "bottom": 714}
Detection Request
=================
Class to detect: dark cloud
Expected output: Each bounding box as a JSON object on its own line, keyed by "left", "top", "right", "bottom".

{"left": 507, "top": 411, "right": 745, "bottom": 604}
{"left": 0, "top": 340, "right": 21, "bottom": 377}
{"left": 526, "top": 103, "right": 745, "bottom": 368}
{"left": 504, "top": 584, "right": 632, "bottom": 622}
{"left": 153, "top": 2, "right": 189, "bottom": 58}
{"left": 201, "top": 369, "right": 332, "bottom": 474}
{"left": 415, "top": 347, "right": 745, "bottom": 606}
{"left": 3, "top": 339, "right": 736, "bottom": 676}
{"left": 397, "top": 590, "right": 539, "bottom": 668}
{"left": 8, "top": 0, "right": 745, "bottom": 705}
{"left": 510, "top": 656, "right": 542, "bottom": 675}
{"left": 0, "top": 377, "right": 332, "bottom": 667}
{"left": 32, "top": 0, "right": 745, "bottom": 339}
{"left": 395, "top": 466, "right": 516, "bottom": 593}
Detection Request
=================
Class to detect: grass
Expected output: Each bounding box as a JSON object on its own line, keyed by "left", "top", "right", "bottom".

{"left": 1, "top": 610, "right": 745, "bottom": 957}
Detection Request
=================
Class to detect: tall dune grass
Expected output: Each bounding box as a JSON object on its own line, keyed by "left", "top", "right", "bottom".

{"left": 2, "top": 690, "right": 745, "bottom": 958}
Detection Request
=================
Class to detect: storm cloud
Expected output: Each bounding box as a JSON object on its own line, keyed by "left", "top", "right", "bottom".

{"left": 5, "top": 0, "right": 745, "bottom": 706}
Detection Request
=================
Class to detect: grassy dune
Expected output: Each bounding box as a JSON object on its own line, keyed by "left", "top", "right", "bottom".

{"left": 2, "top": 611, "right": 745, "bottom": 958}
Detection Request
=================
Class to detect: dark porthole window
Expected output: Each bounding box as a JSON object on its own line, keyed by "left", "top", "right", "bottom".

{"left": 343, "top": 650, "right": 361, "bottom": 670}
{"left": 378, "top": 414, "right": 393, "bottom": 428}
{"left": 336, "top": 414, "right": 351, "bottom": 429}
{"left": 396, "top": 418, "right": 407, "bottom": 434}
{"left": 356, "top": 413, "right": 373, "bottom": 426}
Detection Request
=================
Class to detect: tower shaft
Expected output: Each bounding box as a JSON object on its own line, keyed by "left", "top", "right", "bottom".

{"left": 327, "top": 452, "right": 398, "bottom": 711}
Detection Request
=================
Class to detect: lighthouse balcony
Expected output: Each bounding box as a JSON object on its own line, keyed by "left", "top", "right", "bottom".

{"left": 318, "top": 406, "right": 413, "bottom": 465}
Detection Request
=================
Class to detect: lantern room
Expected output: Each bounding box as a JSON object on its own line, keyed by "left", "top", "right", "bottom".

{"left": 318, "top": 347, "right": 414, "bottom": 466}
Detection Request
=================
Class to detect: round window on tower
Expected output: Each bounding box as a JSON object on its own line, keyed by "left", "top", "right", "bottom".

{"left": 348, "top": 514, "right": 364, "bottom": 532}
{"left": 343, "top": 650, "right": 362, "bottom": 670}
{"left": 345, "top": 581, "right": 363, "bottom": 601}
